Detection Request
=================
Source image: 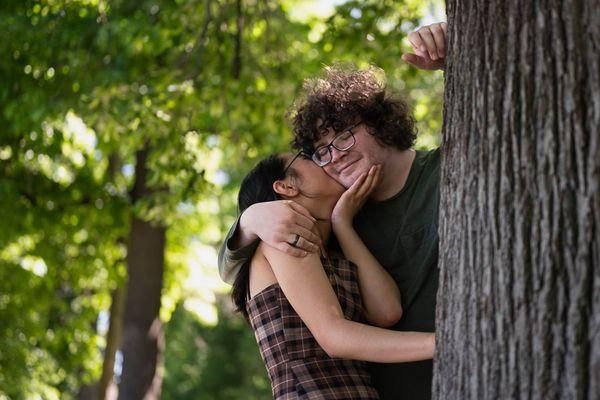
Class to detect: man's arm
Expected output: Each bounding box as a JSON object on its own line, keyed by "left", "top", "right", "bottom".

{"left": 218, "top": 215, "right": 260, "bottom": 284}
{"left": 217, "top": 200, "right": 322, "bottom": 284}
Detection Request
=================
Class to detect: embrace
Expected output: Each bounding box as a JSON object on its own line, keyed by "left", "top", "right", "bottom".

{"left": 219, "top": 23, "right": 447, "bottom": 400}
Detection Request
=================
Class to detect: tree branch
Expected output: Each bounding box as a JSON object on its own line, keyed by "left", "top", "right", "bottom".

{"left": 232, "top": 0, "right": 243, "bottom": 80}
{"left": 177, "top": 0, "right": 212, "bottom": 74}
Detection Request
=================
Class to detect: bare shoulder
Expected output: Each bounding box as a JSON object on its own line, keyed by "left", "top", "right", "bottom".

{"left": 260, "top": 242, "right": 321, "bottom": 268}
{"left": 248, "top": 243, "right": 323, "bottom": 297}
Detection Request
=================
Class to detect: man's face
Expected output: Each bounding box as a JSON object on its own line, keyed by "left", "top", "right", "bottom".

{"left": 313, "top": 122, "right": 388, "bottom": 189}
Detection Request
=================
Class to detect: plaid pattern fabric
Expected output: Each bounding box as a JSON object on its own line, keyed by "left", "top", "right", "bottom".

{"left": 246, "top": 255, "right": 380, "bottom": 399}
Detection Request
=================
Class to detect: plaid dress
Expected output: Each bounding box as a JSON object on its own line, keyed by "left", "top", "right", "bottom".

{"left": 246, "top": 255, "right": 380, "bottom": 399}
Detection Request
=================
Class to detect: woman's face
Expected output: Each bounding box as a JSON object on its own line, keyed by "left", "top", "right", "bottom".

{"left": 283, "top": 152, "right": 345, "bottom": 200}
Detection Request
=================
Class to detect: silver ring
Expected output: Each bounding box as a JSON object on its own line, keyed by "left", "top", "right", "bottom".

{"left": 291, "top": 234, "right": 300, "bottom": 247}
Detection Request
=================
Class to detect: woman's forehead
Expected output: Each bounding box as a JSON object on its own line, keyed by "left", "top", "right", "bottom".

{"left": 280, "top": 151, "right": 295, "bottom": 162}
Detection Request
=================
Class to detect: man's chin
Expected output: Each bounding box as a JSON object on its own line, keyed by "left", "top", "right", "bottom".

{"left": 339, "top": 175, "right": 358, "bottom": 189}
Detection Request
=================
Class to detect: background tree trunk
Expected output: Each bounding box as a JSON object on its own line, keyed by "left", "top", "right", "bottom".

{"left": 98, "top": 284, "right": 126, "bottom": 400}
{"left": 118, "top": 146, "right": 166, "bottom": 400}
{"left": 434, "top": 1, "right": 599, "bottom": 399}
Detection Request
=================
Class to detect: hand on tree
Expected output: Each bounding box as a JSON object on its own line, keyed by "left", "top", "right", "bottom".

{"left": 240, "top": 200, "right": 322, "bottom": 257}
{"left": 331, "top": 165, "right": 382, "bottom": 228}
{"left": 402, "top": 22, "right": 447, "bottom": 71}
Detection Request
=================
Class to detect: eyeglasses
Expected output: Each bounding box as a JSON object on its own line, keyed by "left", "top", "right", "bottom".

{"left": 311, "top": 121, "right": 361, "bottom": 167}
{"left": 283, "top": 150, "right": 311, "bottom": 175}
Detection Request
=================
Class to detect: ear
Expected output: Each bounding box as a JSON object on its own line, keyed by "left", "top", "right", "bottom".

{"left": 273, "top": 179, "right": 299, "bottom": 197}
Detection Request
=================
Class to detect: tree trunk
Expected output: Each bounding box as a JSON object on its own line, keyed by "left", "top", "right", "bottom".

{"left": 118, "top": 146, "right": 166, "bottom": 400}
{"left": 434, "top": 1, "right": 599, "bottom": 399}
{"left": 98, "top": 284, "right": 126, "bottom": 400}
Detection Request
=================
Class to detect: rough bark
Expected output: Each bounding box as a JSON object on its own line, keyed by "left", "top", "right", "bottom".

{"left": 98, "top": 284, "right": 125, "bottom": 400}
{"left": 118, "top": 146, "right": 166, "bottom": 400}
{"left": 434, "top": 1, "right": 599, "bottom": 399}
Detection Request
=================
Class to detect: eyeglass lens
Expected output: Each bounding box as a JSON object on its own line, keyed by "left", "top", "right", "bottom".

{"left": 313, "top": 128, "right": 356, "bottom": 166}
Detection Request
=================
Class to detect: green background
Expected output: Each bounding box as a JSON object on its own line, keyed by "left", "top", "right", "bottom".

{"left": 0, "top": 0, "right": 444, "bottom": 398}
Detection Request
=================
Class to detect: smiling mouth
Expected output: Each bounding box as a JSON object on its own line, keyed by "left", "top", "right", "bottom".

{"left": 338, "top": 160, "right": 356, "bottom": 175}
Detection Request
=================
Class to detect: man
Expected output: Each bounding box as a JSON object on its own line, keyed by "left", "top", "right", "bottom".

{"left": 219, "top": 23, "right": 447, "bottom": 400}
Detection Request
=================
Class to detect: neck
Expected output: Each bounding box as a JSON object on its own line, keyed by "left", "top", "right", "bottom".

{"left": 315, "top": 218, "right": 332, "bottom": 245}
{"left": 291, "top": 196, "right": 334, "bottom": 250}
{"left": 371, "top": 148, "right": 416, "bottom": 201}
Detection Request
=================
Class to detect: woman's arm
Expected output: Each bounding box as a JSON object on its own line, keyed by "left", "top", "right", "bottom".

{"left": 331, "top": 165, "right": 403, "bottom": 327}
{"left": 261, "top": 243, "right": 434, "bottom": 363}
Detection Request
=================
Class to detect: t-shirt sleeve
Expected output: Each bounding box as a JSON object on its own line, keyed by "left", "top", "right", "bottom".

{"left": 217, "top": 215, "right": 260, "bottom": 284}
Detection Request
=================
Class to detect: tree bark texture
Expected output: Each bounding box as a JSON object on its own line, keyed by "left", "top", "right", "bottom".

{"left": 118, "top": 146, "right": 166, "bottom": 400}
{"left": 434, "top": 1, "right": 599, "bottom": 400}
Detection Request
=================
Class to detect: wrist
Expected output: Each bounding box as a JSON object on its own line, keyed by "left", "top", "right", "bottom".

{"left": 332, "top": 217, "right": 353, "bottom": 232}
{"left": 239, "top": 205, "right": 259, "bottom": 242}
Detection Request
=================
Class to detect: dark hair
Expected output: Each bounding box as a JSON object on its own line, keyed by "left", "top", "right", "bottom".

{"left": 231, "top": 154, "right": 290, "bottom": 321}
{"left": 290, "top": 64, "right": 417, "bottom": 153}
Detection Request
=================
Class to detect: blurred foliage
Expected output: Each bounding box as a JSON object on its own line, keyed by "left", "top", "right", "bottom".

{"left": 164, "top": 298, "right": 271, "bottom": 400}
{"left": 0, "top": 0, "right": 443, "bottom": 398}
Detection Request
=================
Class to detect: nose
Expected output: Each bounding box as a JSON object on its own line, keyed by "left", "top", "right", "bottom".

{"left": 329, "top": 146, "right": 347, "bottom": 164}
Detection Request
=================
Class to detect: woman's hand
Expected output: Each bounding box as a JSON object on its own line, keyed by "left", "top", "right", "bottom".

{"left": 331, "top": 164, "right": 382, "bottom": 228}
{"left": 402, "top": 22, "right": 447, "bottom": 71}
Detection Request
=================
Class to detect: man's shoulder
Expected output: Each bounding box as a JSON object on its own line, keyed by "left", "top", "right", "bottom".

{"left": 414, "top": 147, "right": 440, "bottom": 177}
{"left": 419, "top": 147, "right": 440, "bottom": 165}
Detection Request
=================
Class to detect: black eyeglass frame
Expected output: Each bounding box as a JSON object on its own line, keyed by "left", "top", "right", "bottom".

{"left": 283, "top": 150, "right": 311, "bottom": 175}
{"left": 311, "top": 121, "right": 361, "bottom": 167}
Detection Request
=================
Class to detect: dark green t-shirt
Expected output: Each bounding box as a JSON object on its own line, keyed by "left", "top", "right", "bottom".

{"left": 218, "top": 148, "right": 440, "bottom": 400}
{"left": 354, "top": 148, "right": 439, "bottom": 400}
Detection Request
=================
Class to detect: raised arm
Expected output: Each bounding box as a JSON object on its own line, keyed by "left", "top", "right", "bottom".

{"left": 262, "top": 243, "right": 434, "bottom": 363}
{"left": 331, "top": 165, "right": 403, "bottom": 327}
{"left": 217, "top": 200, "right": 322, "bottom": 284}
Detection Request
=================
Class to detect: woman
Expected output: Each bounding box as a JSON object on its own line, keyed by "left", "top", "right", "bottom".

{"left": 231, "top": 152, "right": 435, "bottom": 399}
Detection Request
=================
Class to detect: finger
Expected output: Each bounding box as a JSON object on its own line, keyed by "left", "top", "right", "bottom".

{"left": 309, "top": 224, "right": 323, "bottom": 245}
{"left": 402, "top": 53, "right": 427, "bottom": 68}
{"left": 276, "top": 242, "right": 307, "bottom": 257}
{"left": 347, "top": 171, "right": 368, "bottom": 194}
{"left": 293, "top": 235, "right": 320, "bottom": 253}
{"left": 407, "top": 31, "right": 427, "bottom": 57}
{"left": 408, "top": 31, "right": 425, "bottom": 51}
{"left": 287, "top": 200, "right": 316, "bottom": 223}
{"left": 418, "top": 28, "right": 439, "bottom": 60}
{"left": 429, "top": 23, "right": 446, "bottom": 58}
{"left": 289, "top": 227, "right": 321, "bottom": 251}
{"left": 370, "top": 165, "right": 383, "bottom": 191}
{"left": 287, "top": 203, "right": 318, "bottom": 230}
{"left": 356, "top": 166, "right": 376, "bottom": 198}
{"left": 368, "top": 165, "right": 382, "bottom": 192}
{"left": 361, "top": 165, "right": 381, "bottom": 198}
{"left": 440, "top": 22, "right": 447, "bottom": 35}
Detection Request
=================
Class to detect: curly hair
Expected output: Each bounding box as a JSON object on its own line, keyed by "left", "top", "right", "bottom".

{"left": 290, "top": 64, "right": 417, "bottom": 153}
